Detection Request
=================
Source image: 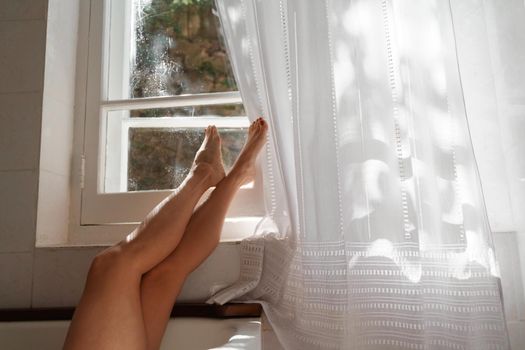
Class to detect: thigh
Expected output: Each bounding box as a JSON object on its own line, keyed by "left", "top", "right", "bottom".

{"left": 63, "top": 255, "right": 147, "bottom": 350}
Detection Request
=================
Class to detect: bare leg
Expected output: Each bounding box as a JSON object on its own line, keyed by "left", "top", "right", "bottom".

{"left": 140, "top": 118, "right": 268, "bottom": 350}
{"left": 63, "top": 127, "right": 225, "bottom": 350}
{"left": 116, "top": 126, "right": 226, "bottom": 275}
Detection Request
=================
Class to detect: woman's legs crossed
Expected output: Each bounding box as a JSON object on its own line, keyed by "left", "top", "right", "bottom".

{"left": 140, "top": 118, "right": 268, "bottom": 350}
{"left": 63, "top": 127, "right": 225, "bottom": 350}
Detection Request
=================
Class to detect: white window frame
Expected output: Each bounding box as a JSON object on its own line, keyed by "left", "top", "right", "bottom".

{"left": 70, "top": 0, "right": 264, "bottom": 244}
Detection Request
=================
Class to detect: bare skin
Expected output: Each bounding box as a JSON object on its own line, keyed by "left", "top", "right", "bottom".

{"left": 63, "top": 118, "right": 268, "bottom": 350}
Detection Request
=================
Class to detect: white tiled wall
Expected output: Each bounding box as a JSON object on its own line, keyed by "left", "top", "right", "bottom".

{"left": 0, "top": 93, "right": 43, "bottom": 172}
{"left": 0, "top": 253, "right": 33, "bottom": 308}
{"left": 30, "top": 244, "right": 241, "bottom": 308}
{"left": 0, "top": 0, "right": 47, "bottom": 309}
{"left": 32, "top": 247, "right": 100, "bottom": 308}
{"left": 0, "top": 21, "right": 46, "bottom": 94}
{"left": 0, "top": 171, "right": 38, "bottom": 253}
{"left": 0, "top": 0, "right": 48, "bottom": 21}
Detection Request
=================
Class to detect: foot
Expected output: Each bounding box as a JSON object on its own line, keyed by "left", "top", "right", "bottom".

{"left": 229, "top": 117, "right": 268, "bottom": 183}
{"left": 192, "top": 126, "right": 225, "bottom": 187}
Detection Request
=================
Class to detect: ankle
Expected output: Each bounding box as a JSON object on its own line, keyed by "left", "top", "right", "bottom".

{"left": 192, "top": 162, "right": 212, "bottom": 176}
{"left": 186, "top": 165, "right": 214, "bottom": 189}
{"left": 226, "top": 165, "right": 252, "bottom": 186}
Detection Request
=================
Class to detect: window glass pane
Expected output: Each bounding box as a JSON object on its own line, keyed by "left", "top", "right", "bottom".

{"left": 103, "top": 107, "right": 248, "bottom": 193}
{"left": 107, "top": 0, "right": 239, "bottom": 100}
{"left": 128, "top": 127, "right": 246, "bottom": 192}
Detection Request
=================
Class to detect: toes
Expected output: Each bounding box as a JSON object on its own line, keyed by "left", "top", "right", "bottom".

{"left": 247, "top": 119, "right": 260, "bottom": 139}
{"left": 251, "top": 118, "right": 266, "bottom": 135}
{"left": 250, "top": 118, "right": 263, "bottom": 133}
{"left": 206, "top": 125, "right": 220, "bottom": 140}
{"left": 210, "top": 126, "right": 220, "bottom": 142}
{"left": 256, "top": 119, "right": 264, "bottom": 131}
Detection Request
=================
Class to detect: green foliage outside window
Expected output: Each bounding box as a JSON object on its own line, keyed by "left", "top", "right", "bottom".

{"left": 127, "top": 0, "right": 247, "bottom": 192}
{"left": 132, "top": 0, "right": 238, "bottom": 98}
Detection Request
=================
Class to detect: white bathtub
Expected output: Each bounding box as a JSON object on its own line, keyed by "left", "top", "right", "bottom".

{"left": 0, "top": 317, "right": 261, "bottom": 350}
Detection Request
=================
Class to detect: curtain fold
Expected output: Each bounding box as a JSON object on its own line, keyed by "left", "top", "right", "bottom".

{"left": 210, "top": 0, "right": 510, "bottom": 348}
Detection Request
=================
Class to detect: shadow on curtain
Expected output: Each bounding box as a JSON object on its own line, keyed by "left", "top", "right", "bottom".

{"left": 209, "top": 0, "right": 510, "bottom": 349}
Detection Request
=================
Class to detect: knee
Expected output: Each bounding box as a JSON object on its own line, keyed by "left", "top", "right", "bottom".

{"left": 87, "top": 246, "right": 134, "bottom": 282}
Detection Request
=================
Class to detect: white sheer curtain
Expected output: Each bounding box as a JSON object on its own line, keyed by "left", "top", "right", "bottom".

{"left": 209, "top": 0, "right": 510, "bottom": 348}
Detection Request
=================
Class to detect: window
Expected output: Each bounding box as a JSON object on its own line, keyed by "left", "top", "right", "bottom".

{"left": 76, "top": 0, "right": 263, "bottom": 236}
